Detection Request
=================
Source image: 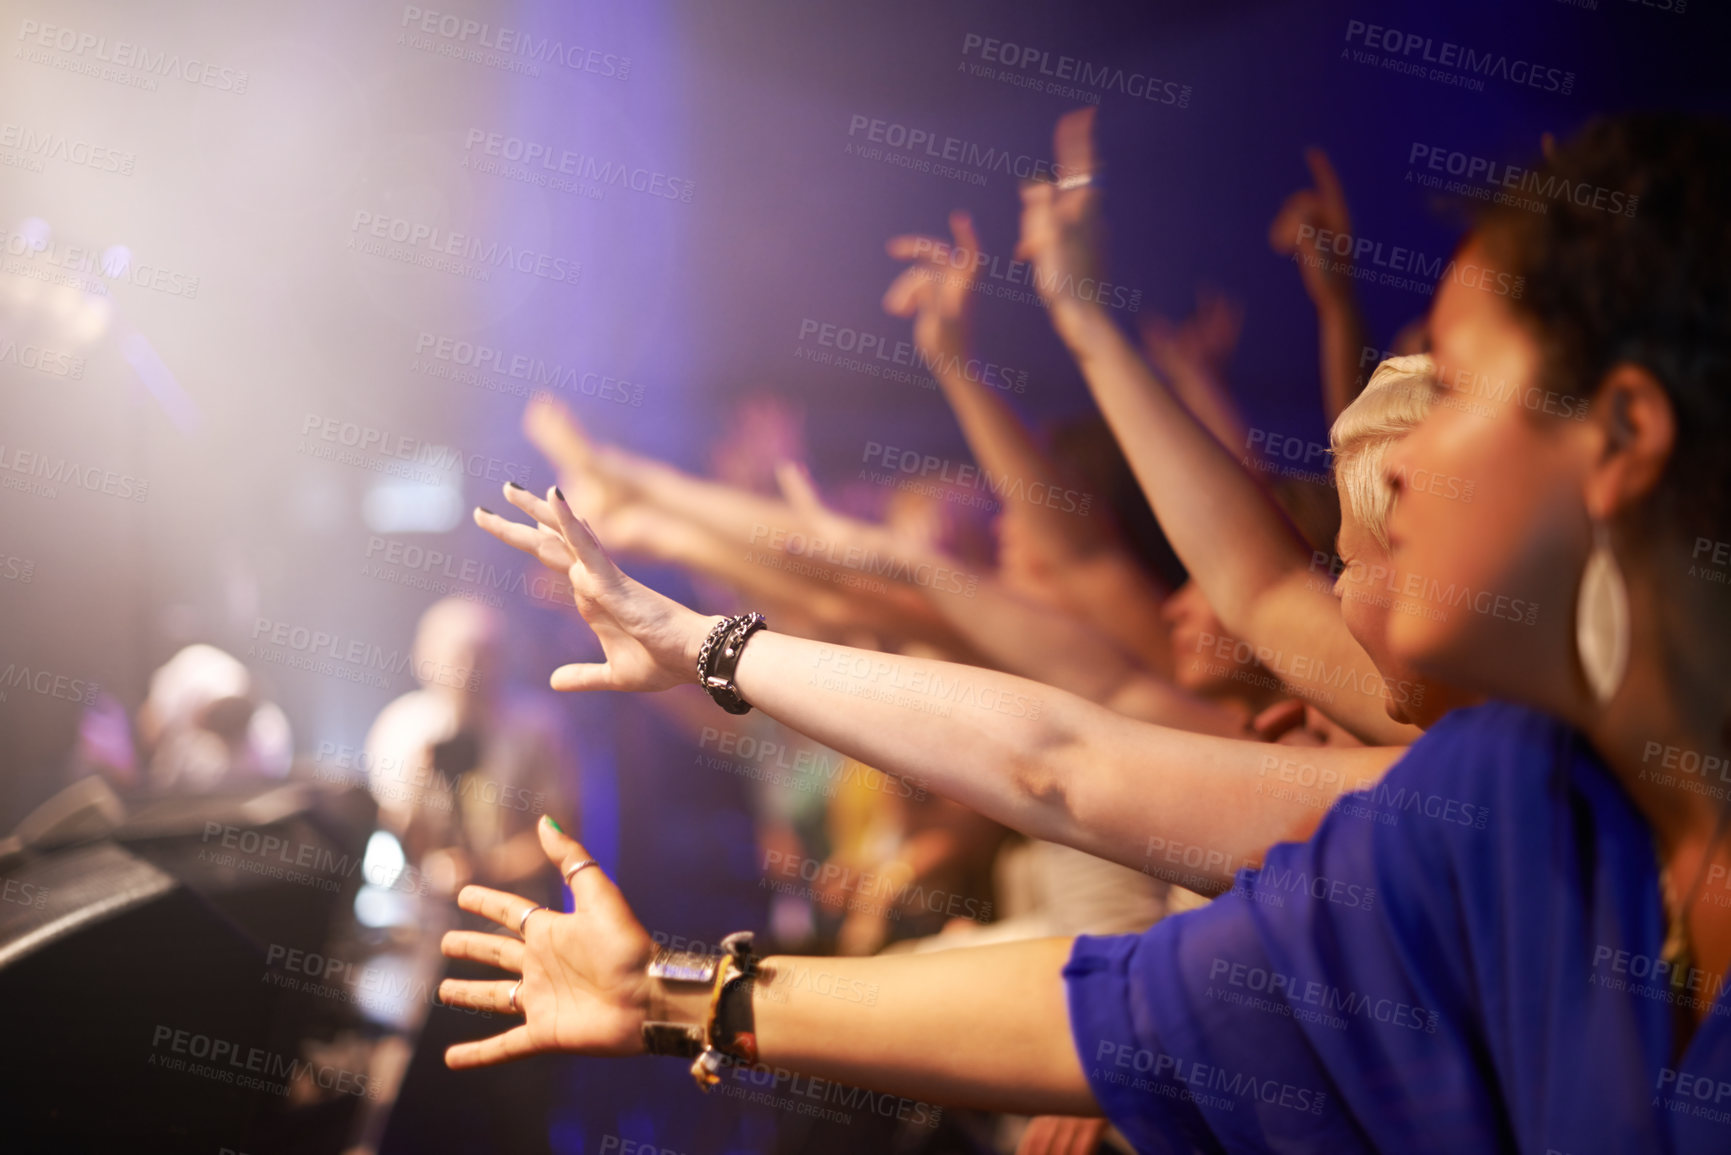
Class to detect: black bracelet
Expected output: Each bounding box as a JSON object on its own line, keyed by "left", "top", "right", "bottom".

{"left": 696, "top": 613, "right": 767, "bottom": 715}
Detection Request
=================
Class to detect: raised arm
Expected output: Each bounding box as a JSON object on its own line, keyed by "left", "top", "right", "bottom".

{"left": 1018, "top": 109, "right": 1416, "bottom": 745}
{"left": 883, "top": 212, "right": 1174, "bottom": 673}
{"left": 1267, "top": 147, "right": 1373, "bottom": 422}
{"left": 475, "top": 484, "right": 1401, "bottom": 892}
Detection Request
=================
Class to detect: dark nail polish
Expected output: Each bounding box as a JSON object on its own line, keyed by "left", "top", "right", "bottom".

{"left": 505, "top": 481, "right": 525, "bottom": 491}
{"left": 477, "top": 506, "right": 494, "bottom": 516}
{"left": 554, "top": 487, "right": 566, "bottom": 503}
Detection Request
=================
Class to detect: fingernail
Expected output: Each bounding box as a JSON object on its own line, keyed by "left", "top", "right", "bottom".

{"left": 505, "top": 481, "right": 525, "bottom": 491}
{"left": 554, "top": 487, "right": 566, "bottom": 503}
{"left": 543, "top": 814, "right": 564, "bottom": 834}
{"left": 476, "top": 506, "right": 494, "bottom": 516}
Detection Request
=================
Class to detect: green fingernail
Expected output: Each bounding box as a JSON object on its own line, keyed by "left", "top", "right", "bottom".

{"left": 544, "top": 815, "right": 564, "bottom": 834}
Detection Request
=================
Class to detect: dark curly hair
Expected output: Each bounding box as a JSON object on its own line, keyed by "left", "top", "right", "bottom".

{"left": 1472, "top": 114, "right": 1731, "bottom": 541}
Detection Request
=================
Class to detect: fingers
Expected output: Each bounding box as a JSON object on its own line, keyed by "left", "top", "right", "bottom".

{"left": 473, "top": 506, "right": 575, "bottom": 570}
{"left": 881, "top": 263, "right": 931, "bottom": 318}
{"left": 445, "top": 1024, "right": 537, "bottom": 1070}
{"left": 524, "top": 394, "right": 595, "bottom": 473}
{"left": 1308, "top": 145, "right": 1350, "bottom": 228}
{"left": 456, "top": 884, "right": 546, "bottom": 933}
{"left": 438, "top": 977, "right": 518, "bottom": 1015}
{"left": 949, "top": 209, "right": 980, "bottom": 255}
{"left": 1250, "top": 698, "right": 1309, "bottom": 743}
{"left": 1052, "top": 106, "right": 1098, "bottom": 177}
{"left": 536, "top": 814, "right": 626, "bottom": 917}
{"left": 774, "top": 461, "right": 824, "bottom": 518}
{"left": 549, "top": 662, "right": 614, "bottom": 693}
{"left": 546, "top": 487, "right": 621, "bottom": 580}
{"left": 884, "top": 233, "right": 946, "bottom": 262}
{"left": 441, "top": 929, "right": 526, "bottom": 973}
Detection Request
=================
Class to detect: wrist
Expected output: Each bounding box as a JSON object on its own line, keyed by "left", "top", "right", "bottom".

{"left": 685, "top": 614, "right": 727, "bottom": 675}
{"left": 1050, "top": 296, "right": 1112, "bottom": 348}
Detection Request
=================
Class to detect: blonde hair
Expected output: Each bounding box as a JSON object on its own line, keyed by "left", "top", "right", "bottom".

{"left": 1329, "top": 353, "right": 1436, "bottom": 549}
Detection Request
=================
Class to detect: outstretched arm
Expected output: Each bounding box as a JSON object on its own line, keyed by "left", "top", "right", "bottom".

{"left": 439, "top": 817, "right": 1095, "bottom": 1112}
{"left": 1018, "top": 109, "right": 1416, "bottom": 746}
{"left": 476, "top": 484, "right": 1400, "bottom": 892}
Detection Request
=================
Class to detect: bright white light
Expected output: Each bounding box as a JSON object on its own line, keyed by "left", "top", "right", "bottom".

{"left": 362, "top": 828, "right": 407, "bottom": 889}
{"left": 362, "top": 474, "right": 464, "bottom": 534}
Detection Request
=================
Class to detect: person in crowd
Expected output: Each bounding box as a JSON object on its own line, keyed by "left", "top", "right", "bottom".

{"left": 438, "top": 112, "right": 1731, "bottom": 1152}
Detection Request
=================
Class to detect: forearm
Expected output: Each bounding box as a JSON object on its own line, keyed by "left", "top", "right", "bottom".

{"left": 728, "top": 628, "right": 1402, "bottom": 889}
{"left": 1317, "top": 294, "right": 1370, "bottom": 422}
{"left": 933, "top": 367, "right": 1100, "bottom": 557}
{"left": 1052, "top": 300, "right": 1312, "bottom": 622}
{"left": 752, "top": 938, "right": 1094, "bottom": 1114}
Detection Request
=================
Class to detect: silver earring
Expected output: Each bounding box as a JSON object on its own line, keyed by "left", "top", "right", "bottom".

{"left": 1576, "top": 519, "right": 1630, "bottom": 705}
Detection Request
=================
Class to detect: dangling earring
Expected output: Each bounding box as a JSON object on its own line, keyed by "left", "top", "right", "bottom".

{"left": 1576, "top": 519, "right": 1630, "bottom": 705}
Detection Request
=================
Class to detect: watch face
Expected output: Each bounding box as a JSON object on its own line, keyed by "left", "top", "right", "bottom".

{"left": 649, "top": 948, "right": 719, "bottom": 984}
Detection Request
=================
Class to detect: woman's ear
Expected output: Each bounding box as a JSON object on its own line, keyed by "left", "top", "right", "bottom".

{"left": 1582, "top": 363, "right": 1676, "bottom": 521}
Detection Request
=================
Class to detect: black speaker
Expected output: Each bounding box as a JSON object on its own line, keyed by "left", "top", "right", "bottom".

{"left": 0, "top": 782, "right": 383, "bottom": 1154}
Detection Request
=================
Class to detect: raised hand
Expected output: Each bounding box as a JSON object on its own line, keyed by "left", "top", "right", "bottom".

{"left": 439, "top": 816, "right": 655, "bottom": 1066}
{"left": 473, "top": 483, "right": 716, "bottom": 694}
{"left": 883, "top": 209, "right": 985, "bottom": 366}
{"left": 1015, "top": 106, "right": 1108, "bottom": 316}
{"left": 1267, "top": 147, "right": 1356, "bottom": 311}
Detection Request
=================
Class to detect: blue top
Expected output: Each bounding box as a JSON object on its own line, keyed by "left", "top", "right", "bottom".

{"left": 1065, "top": 701, "right": 1731, "bottom": 1154}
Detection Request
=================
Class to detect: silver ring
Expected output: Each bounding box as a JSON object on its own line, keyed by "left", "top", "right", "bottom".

{"left": 1055, "top": 171, "right": 1096, "bottom": 192}
{"left": 517, "top": 904, "right": 548, "bottom": 937}
{"left": 563, "top": 858, "right": 600, "bottom": 886}
{"left": 507, "top": 978, "right": 523, "bottom": 1014}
